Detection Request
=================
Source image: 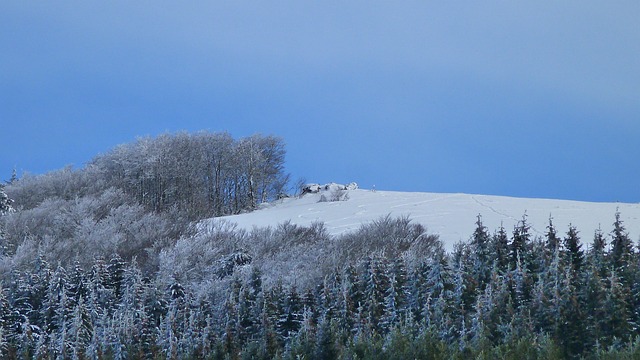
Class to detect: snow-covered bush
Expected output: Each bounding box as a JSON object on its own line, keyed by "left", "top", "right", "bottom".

{"left": 301, "top": 183, "right": 321, "bottom": 195}
{"left": 319, "top": 188, "right": 349, "bottom": 202}
{"left": 301, "top": 182, "right": 357, "bottom": 196}
{"left": 345, "top": 182, "right": 358, "bottom": 190}
{"left": 159, "top": 219, "right": 245, "bottom": 286}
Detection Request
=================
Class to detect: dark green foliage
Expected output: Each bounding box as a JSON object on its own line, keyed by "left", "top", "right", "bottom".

{"left": 470, "top": 215, "right": 492, "bottom": 293}
{"left": 510, "top": 214, "right": 531, "bottom": 272}
{"left": 0, "top": 213, "right": 639, "bottom": 359}
{"left": 611, "top": 211, "right": 635, "bottom": 282}
{"left": 492, "top": 224, "right": 510, "bottom": 274}
{"left": 563, "top": 225, "right": 584, "bottom": 274}
{"left": 545, "top": 217, "right": 561, "bottom": 256}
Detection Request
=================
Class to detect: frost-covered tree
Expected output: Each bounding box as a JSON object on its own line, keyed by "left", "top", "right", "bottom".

{"left": 510, "top": 214, "right": 531, "bottom": 272}
{"left": 491, "top": 224, "right": 510, "bottom": 274}
{"left": 89, "top": 131, "right": 289, "bottom": 218}
{"left": 469, "top": 215, "right": 492, "bottom": 294}
{"left": 544, "top": 217, "right": 561, "bottom": 265}
{"left": 563, "top": 225, "right": 584, "bottom": 276}
{"left": 0, "top": 183, "right": 13, "bottom": 253}
{"left": 610, "top": 211, "right": 634, "bottom": 282}
{"left": 0, "top": 183, "right": 13, "bottom": 216}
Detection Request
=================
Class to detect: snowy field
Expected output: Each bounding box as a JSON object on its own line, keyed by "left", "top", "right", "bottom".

{"left": 218, "top": 188, "right": 640, "bottom": 251}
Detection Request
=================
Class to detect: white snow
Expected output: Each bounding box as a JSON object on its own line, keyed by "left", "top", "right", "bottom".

{"left": 217, "top": 189, "right": 640, "bottom": 251}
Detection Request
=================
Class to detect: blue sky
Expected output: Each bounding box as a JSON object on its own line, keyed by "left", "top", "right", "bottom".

{"left": 1, "top": 2, "right": 639, "bottom": 202}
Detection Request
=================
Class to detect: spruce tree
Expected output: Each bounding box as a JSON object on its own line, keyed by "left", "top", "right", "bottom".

{"left": 390, "top": 257, "right": 410, "bottom": 317}
{"left": 602, "top": 269, "right": 632, "bottom": 346}
{"left": 492, "top": 224, "right": 510, "bottom": 274}
{"left": 0, "top": 184, "right": 13, "bottom": 216}
{"left": 510, "top": 214, "right": 531, "bottom": 272}
{"left": 610, "top": 211, "right": 634, "bottom": 279}
{"left": 106, "top": 255, "right": 127, "bottom": 303}
{"left": 341, "top": 265, "right": 361, "bottom": 331}
{"left": 28, "top": 255, "right": 51, "bottom": 332}
{"left": 470, "top": 215, "right": 492, "bottom": 292}
{"left": 362, "top": 257, "right": 388, "bottom": 334}
{"left": 531, "top": 246, "right": 561, "bottom": 339}
{"left": 381, "top": 272, "right": 399, "bottom": 333}
{"left": 589, "top": 227, "right": 608, "bottom": 279}
{"left": 277, "top": 285, "right": 303, "bottom": 340}
{"left": 68, "top": 298, "right": 93, "bottom": 359}
{"left": 558, "top": 265, "right": 586, "bottom": 357}
{"left": 545, "top": 217, "right": 561, "bottom": 255}
{"left": 43, "top": 266, "right": 69, "bottom": 338}
{"left": 0, "top": 183, "right": 13, "bottom": 253}
{"left": 581, "top": 249, "right": 607, "bottom": 351}
{"left": 563, "top": 225, "right": 584, "bottom": 276}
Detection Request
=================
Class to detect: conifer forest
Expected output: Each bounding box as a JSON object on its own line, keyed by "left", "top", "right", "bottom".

{"left": 1, "top": 132, "right": 640, "bottom": 359}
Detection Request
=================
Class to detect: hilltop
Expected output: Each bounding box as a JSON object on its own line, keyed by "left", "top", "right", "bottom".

{"left": 219, "top": 185, "right": 640, "bottom": 250}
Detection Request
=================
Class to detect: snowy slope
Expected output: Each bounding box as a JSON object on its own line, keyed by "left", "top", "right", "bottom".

{"left": 217, "top": 189, "right": 640, "bottom": 251}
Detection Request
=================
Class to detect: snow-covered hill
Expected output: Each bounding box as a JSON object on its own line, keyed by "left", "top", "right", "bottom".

{"left": 218, "top": 188, "right": 640, "bottom": 251}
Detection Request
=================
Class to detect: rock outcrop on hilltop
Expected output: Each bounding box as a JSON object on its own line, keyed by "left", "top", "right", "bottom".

{"left": 301, "top": 182, "right": 358, "bottom": 195}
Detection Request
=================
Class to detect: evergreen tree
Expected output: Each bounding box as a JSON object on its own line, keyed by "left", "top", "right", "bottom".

{"left": 89, "top": 257, "right": 114, "bottom": 316}
{"left": 510, "top": 214, "right": 531, "bottom": 272}
{"left": 390, "top": 256, "right": 410, "bottom": 318}
{"left": 470, "top": 215, "right": 492, "bottom": 293}
{"left": 601, "top": 269, "right": 632, "bottom": 346}
{"left": 277, "top": 285, "right": 303, "bottom": 341}
{"left": 261, "top": 282, "right": 283, "bottom": 358}
{"left": 589, "top": 227, "right": 608, "bottom": 278}
{"left": 49, "top": 282, "right": 70, "bottom": 358}
{"left": 0, "top": 183, "right": 13, "bottom": 216}
{"left": 362, "top": 257, "right": 389, "bottom": 334}
{"left": 67, "top": 260, "right": 87, "bottom": 311}
{"left": 511, "top": 253, "right": 528, "bottom": 309}
{"left": 0, "top": 183, "right": 13, "bottom": 254}
{"left": 492, "top": 224, "right": 510, "bottom": 274}
{"left": 381, "top": 272, "right": 400, "bottom": 334}
{"left": 314, "top": 314, "right": 338, "bottom": 360}
{"left": 342, "top": 264, "right": 362, "bottom": 332}
{"left": 106, "top": 255, "right": 127, "bottom": 303}
{"left": 43, "top": 265, "right": 70, "bottom": 339}
{"left": 545, "top": 217, "right": 561, "bottom": 256}
{"left": 610, "top": 211, "right": 634, "bottom": 281}
{"left": 409, "top": 262, "right": 428, "bottom": 323}
{"left": 9, "top": 168, "right": 18, "bottom": 185}
{"left": 237, "top": 286, "right": 258, "bottom": 343}
{"left": 558, "top": 265, "right": 586, "bottom": 357}
{"left": 28, "top": 255, "right": 51, "bottom": 334}
{"left": 563, "top": 225, "right": 584, "bottom": 276}
{"left": 157, "top": 301, "right": 179, "bottom": 360}
{"left": 607, "top": 212, "right": 637, "bottom": 337}
{"left": 68, "top": 298, "right": 93, "bottom": 360}
{"left": 581, "top": 256, "right": 607, "bottom": 351}
{"left": 450, "top": 256, "right": 469, "bottom": 348}
{"left": 531, "top": 246, "right": 562, "bottom": 339}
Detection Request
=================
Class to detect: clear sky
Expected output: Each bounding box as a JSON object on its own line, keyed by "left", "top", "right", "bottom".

{"left": 1, "top": 2, "right": 639, "bottom": 202}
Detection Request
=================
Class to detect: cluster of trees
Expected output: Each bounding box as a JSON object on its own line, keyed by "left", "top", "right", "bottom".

{"left": 8, "top": 132, "right": 288, "bottom": 220}
{"left": 1, "top": 212, "right": 640, "bottom": 359}
{"left": 0, "top": 132, "right": 289, "bottom": 273}
{"left": 89, "top": 132, "right": 288, "bottom": 218}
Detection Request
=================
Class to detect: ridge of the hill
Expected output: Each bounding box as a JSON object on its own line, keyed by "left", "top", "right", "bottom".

{"left": 216, "top": 188, "right": 640, "bottom": 250}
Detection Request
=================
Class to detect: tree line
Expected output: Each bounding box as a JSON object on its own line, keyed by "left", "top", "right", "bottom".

{"left": 89, "top": 132, "right": 288, "bottom": 218}
{"left": 0, "top": 132, "right": 289, "bottom": 273}
{"left": 1, "top": 213, "right": 640, "bottom": 359}
{"left": 7, "top": 132, "right": 288, "bottom": 220}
